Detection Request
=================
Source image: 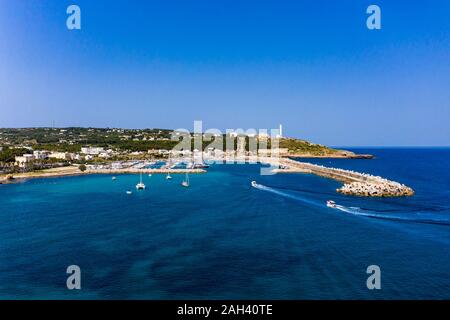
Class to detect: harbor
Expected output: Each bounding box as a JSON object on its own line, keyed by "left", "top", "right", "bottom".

{"left": 1, "top": 156, "right": 414, "bottom": 197}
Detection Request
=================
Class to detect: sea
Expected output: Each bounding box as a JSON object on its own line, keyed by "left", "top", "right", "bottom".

{"left": 0, "top": 148, "right": 449, "bottom": 299}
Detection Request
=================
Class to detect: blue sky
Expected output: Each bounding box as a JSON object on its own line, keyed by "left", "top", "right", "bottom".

{"left": 0, "top": 0, "right": 449, "bottom": 146}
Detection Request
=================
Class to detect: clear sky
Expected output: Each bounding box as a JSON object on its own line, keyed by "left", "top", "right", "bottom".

{"left": 0, "top": 0, "right": 449, "bottom": 146}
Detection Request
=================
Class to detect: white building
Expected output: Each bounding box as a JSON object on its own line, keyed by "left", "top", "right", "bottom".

{"left": 15, "top": 154, "right": 35, "bottom": 167}
{"left": 98, "top": 152, "right": 111, "bottom": 159}
{"left": 81, "top": 147, "right": 105, "bottom": 155}
{"left": 257, "top": 148, "right": 288, "bottom": 156}
{"left": 48, "top": 152, "right": 73, "bottom": 160}
{"left": 33, "top": 150, "right": 49, "bottom": 159}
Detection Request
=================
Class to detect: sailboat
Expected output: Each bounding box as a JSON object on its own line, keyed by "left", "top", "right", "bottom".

{"left": 136, "top": 172, "right": 146, "bottom": 190}
{"left": 181, "top": 172, "right": 189, "bottom": 187}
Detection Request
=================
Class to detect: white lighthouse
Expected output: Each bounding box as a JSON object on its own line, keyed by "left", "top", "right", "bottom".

{"left": 276, "top": 124, "right": 283, "bottom": 138}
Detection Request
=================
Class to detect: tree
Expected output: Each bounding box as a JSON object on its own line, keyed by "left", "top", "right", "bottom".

{"left": 78, "top": 164, "right": 87, "bottom": 172}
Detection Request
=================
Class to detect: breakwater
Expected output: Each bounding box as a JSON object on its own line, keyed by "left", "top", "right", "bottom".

{"left": 87, "top": 168, "right": 206, "bottom": 174}
{"left": 265, "top": 157, "right": 414, "bottom": 197}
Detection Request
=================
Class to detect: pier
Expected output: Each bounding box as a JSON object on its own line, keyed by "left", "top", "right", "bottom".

{"left": 263, "top": 157, "right": 414, "bottom": 197}
{"left": 86, "top": 168, "right": 206, "bottom": 175}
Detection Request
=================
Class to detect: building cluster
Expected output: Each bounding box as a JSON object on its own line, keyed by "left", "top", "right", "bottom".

{"left": 14, "top": 147, "right": 119, "bottom": 168}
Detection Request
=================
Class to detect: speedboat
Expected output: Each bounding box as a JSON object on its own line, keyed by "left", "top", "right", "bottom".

{"left": 251, "top": 181, "right": 257, "bottom": 188}
{"left": 166, "top": 173, "right": 172, "bottom": 180}
{"left": 326, "top": 200, "right": 336, "bottom": 208}
{"left": 112, "top": 176, "right": 117, "bottom": 180}
{"left": 126, "top": 190, "right": 132, "bottom": 195}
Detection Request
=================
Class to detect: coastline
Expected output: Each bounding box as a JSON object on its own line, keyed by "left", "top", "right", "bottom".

{"left": 285, "top": 149, "right": 374, "bottom": 159}
{"left": 0, "top": 166, "right": 85, "bottom": 184}
{"left": 286, "top": 153, "right": 374, "bottom": 159}
{"left": 0, "top": 165, "right": 206, "bottom": 184}
{"left": 1, "top": 154, "right": 412, "bottom": 197}
{"left": 0, "top": 150, "right": 372, "bottom": 184}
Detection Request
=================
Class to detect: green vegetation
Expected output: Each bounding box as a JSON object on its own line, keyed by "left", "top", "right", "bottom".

{"left": 0, "top": 147, "right": 32, "bottom": 163}
{"left": 78, "top": 164, "right": 87, "bottom": 172}
{"left": 37, "top": 144, "right": 83, "bottom": 153}
{"left": 279, "top": 138, "right": 338, "bottom": 155}
{"left": 0, "top": 127, "right": 341, "bottom": 159}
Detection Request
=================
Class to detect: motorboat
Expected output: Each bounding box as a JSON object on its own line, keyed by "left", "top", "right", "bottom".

{"left": 166, "top": 173, "right": 172, "bottom": 180}
{"left": 251, "top": 181, "right": 257, "bottom": 188}
{"left": 326, "top": 200, "right": 336, "bottom": 208}
{"left": 126, "top": 190, "right": 132, "bottom": 195}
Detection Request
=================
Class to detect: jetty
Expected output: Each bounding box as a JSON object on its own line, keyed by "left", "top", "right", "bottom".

{"left": 0, "top": 165, "right": 206, "bottom": 183}
{"left": 261, "top": 157, "right": 414, "bottom": 197}
{"left": 86, "top": 168, "right": 206, "bottom": 175}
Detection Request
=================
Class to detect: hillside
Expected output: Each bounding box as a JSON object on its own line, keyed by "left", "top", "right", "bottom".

{"left": 0, "top": 127, "right": 371, "bottom": 158}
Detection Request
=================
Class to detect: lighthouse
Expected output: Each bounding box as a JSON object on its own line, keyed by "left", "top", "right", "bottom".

{"left": 276, "top": 124, "right": 283, "bottom": 138}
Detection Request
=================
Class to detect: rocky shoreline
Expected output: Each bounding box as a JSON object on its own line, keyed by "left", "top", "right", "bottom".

{"left": 285, "top": 152, "right": 374, "bottom": 159}
{"left": 337, "top": 181, "right": 414, "bottom": 197}
{"left": 270, "top": 158, "right": 414, "bottom": 197}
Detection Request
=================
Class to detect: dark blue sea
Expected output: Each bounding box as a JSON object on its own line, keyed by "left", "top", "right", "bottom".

{"left": 1, "top": 148, "right": 449, "bottom": 299}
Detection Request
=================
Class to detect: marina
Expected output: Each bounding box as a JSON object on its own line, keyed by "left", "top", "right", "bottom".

{"left": 0, "top": 156, "right": 413, "bottom": 197}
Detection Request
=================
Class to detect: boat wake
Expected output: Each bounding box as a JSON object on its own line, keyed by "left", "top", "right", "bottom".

{"left": 332, "top": 205, "right": 450, "bottom": 226}
{"left": 251, "top": 181, "right": 450, "bottom": 226}
{"left": 251, "top": 181, "right": 324, "bottom": 208}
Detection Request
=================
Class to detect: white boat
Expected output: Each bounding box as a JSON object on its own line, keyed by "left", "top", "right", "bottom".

{"left": 251, "top": 181, "right": 257, "bottom": 188}
{"left": 181, "top": 172, "right": 189, "bottom": 187}
{"left": 166, "top": 173, "right": 172, "bottom": 180}
{"left": 326, "top": 200, "right": 336, "bottom": 208}
{"left": 136, "top": 172, "right": 146, "bottom": 190}
{"left": 148, "top": 174, "right": 152, "bottom": 177}
{"left": 112, "top": 176, "right": 117, "bottom": 180}
{"left": 126, "top": 190, "right": 132, "bottom": 195}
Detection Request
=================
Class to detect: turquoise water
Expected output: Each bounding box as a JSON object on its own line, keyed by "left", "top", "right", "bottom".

{"left": 0, "top": 148, "right": 449, "bottom": 299}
